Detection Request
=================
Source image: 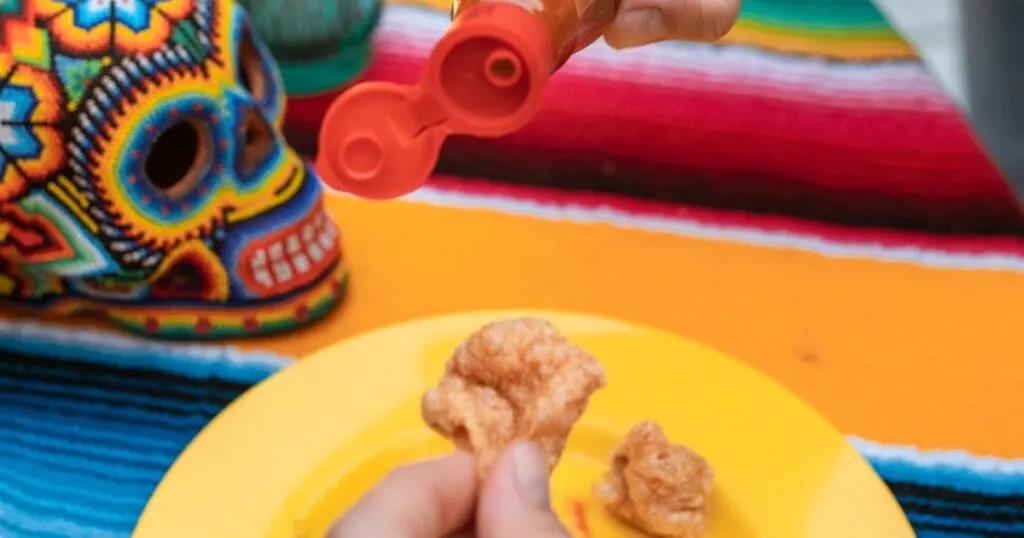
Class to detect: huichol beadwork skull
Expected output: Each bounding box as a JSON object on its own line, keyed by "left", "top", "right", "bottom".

{"left": 0, "top": 0, "right": 348, "bottom": 338}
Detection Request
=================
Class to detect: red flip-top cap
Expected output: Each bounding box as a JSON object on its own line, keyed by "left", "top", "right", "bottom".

{"left": 316, "top": 2, "right": 554, "bottom": 199}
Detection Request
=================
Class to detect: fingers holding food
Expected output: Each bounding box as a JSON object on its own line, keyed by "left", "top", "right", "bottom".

{"left": 421, "top": 317, "right": 607, "bottom": 477}
{"left": 476, "top": 442, "right": 573, "bottom": 538}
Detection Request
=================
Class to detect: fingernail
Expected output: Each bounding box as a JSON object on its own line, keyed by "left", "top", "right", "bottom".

{"left": 511, "top": 442, "right": 551, "bottom": 507}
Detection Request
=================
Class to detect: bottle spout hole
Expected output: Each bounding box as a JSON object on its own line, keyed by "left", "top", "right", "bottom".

{"left": 485, "top": 49, "right": 523, "bottom": 88}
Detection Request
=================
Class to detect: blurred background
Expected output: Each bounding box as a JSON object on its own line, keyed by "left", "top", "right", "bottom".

{"left": 876, "top": 0, "right": 1023, "bottom": 192}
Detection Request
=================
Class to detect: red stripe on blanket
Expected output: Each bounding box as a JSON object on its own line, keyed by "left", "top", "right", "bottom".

{"left": 364, "top": 51, "right": 1003, "bottom": 191}
{"left": 422, "top": 175, "right": 1024, "bottom": 256}
{"left": 288, "top": 50, "right": 1024, "bottom": 234}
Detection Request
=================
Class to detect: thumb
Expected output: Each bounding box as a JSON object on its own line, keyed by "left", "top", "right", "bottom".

{"left": 329, "top": 452, "right": 478, "bottom": 537}
{"left": 604, "top": 0, "right": 742, "bottom": 48}
{"left": 476, "top": 442, "right": 570, "bottom": 538}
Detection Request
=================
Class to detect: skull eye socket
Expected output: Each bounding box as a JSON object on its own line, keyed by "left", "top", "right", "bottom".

{"left": 144, "top": 119, "right": 212, "bottom": 197}
{"left": 238, "top": 28, "right": 269, "bottom": 101}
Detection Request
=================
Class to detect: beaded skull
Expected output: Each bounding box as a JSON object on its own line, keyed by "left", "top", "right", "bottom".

{"left": 0, "top": 0, "right": 348, "bottom": 338}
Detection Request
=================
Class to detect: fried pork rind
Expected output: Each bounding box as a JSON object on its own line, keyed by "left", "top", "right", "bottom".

{"left": 421, "top": 317, "right": 607, "bottom": 477}
{"left": 594, "top": 421, "right": 714, "bottom": 537}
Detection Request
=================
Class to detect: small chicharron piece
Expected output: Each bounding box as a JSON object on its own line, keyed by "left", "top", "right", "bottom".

{"left": 594, "top": 420, "right": 714, "bottom": 537}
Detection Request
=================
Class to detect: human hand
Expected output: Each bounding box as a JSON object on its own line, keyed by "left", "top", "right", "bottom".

{"left": 604, "top": 0, "right": 743, "bottom": 48}
{"left": 329, "top": 441, "right": 570, "bottom": 537}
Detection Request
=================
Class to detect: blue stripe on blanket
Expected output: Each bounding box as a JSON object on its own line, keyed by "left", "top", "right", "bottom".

{"left": 0, "top": 322, "right": 1020, "bottom": 538}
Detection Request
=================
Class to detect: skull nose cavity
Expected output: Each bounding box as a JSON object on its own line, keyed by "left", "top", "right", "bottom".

{"left": 151, "top": 255, "right": 216, "bottom": 301}
{"left": 239, "top": 108, "right": 275, "bottom": 175}
{"left": 145, "top": 118, "right": 211, "bottom": 197}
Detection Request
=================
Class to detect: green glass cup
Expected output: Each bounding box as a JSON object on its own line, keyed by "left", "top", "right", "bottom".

{"left": 238, "top": 0, "right": 382, "bottom": 96}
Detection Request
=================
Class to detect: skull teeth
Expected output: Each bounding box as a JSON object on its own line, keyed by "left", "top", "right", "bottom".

{"left": 250, "top": 210, "right": 338, "bottom": 289}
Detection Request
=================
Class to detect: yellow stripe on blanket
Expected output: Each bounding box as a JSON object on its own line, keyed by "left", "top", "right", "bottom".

{"left": 383, "top": 0, "right": 918, "bottom": 61}
{"left": 722, "top": 23, "right": 916, "bottom": 60}
{"left": 235, "top": 195, "right": 1023, "bottom": 459}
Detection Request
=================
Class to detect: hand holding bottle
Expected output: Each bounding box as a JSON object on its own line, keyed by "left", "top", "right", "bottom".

{"left": 605, "top": 0, "right": 743, "bottom": 48}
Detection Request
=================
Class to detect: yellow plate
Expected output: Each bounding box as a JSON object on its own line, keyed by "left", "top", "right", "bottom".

{"left": 134, "top": 311, "right": 914, "bottom": 537}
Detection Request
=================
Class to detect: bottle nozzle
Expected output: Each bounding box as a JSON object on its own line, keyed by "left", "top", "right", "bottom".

{"left": 423, "top": 2, "right": 554, "bottom": 137}
{"left": 485, "top": 49, "right": 523, "bottom": 87}
{"left": 315, "top": 2, "right": 554, "bottom": 199}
